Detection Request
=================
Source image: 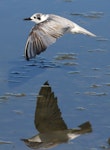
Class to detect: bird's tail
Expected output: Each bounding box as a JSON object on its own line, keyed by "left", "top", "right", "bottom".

{"left": 71, "top": 23, "right": 96, "bottom": 37}
{"left": 78, "top": 121, "right": 92, "bottom": 134}
{"left": 70, "top": 121, "right": 92, "bottom": 135}
{"left": 67, "top": 121, "right": 92, "bottom": 140}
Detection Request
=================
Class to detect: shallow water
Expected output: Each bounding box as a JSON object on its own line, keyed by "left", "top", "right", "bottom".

{"left": 0, "top": 0, "right": 110, "bottom": 150}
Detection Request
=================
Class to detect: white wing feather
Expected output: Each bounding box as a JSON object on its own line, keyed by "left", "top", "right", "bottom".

{"left": 25, "top": 18, "right": 69, "bottom": 60}
{"left": 25, "top": 14, "right": 96, "bottom": 60}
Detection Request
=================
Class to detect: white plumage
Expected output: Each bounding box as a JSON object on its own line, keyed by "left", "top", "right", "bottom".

{"left": 24, "top": 13, "right": 96, "bottom": 60}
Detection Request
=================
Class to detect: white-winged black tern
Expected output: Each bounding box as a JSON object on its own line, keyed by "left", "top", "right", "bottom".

{"left": 24, "top": 13, "right": 96, "bottom": 60}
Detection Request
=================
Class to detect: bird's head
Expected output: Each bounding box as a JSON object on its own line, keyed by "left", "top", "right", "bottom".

{"left": 24, "top": 13, "right": 49, "bottom": 24}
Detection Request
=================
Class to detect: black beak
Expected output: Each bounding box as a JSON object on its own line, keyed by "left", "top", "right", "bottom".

{"left": 24, "top": 17, "right": 32, "bottom": 21}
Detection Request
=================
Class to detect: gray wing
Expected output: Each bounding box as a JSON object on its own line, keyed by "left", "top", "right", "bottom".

{"left": 34, "top": 81, "right": 68, "bottom": 133}
{"left": 25, "top": 19, "right": 69, "bottom": 60}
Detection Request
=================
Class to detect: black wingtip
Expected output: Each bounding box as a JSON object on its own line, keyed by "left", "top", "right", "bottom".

{"left": 25, "top": 57, "right": 29, "bottom": 61}
{"left": 25, "top": 51, "right": 30, "bottom": 61}
{"left": 44, "top": 81, "right": 49, "bottom": 86}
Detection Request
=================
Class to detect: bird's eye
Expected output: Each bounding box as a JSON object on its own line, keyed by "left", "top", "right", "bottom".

{"left": 34, "top": 16, "right": 36, "bottom": 19}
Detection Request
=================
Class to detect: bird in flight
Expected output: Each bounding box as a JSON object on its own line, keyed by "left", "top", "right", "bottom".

{"left": 21, "top": 81, "right": 92, "bottom": 149}
{"left": 24, "top": 13, "right": 96, "bottom": 60}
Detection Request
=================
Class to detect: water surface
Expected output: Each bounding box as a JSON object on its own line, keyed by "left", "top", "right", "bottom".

{"left": 0, "top": 0, "right": 110, "bottom": 150}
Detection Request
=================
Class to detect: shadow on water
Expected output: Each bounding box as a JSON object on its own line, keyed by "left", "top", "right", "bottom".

{"left": 21, "top": 81, "right": 92, "bottom": 149}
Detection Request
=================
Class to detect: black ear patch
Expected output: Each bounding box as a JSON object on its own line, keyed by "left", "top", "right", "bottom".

{"left": 37, "top": 14, "right": 41, "bottom": 20}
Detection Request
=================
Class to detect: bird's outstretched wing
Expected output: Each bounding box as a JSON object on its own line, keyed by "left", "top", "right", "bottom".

{"left": 25, "top": 19, "right": 69, "bottom": 60}
{"left": 34, "top": 81, "right": 68, "bottom": 133}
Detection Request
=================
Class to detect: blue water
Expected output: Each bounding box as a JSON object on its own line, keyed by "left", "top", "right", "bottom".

{"left": 0, "top": 0, "right": 110, "bottom": 150}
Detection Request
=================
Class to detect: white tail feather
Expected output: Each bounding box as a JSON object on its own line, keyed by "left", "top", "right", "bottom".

{"left": 71, "top": 23, "right": 96, "bottom": 37}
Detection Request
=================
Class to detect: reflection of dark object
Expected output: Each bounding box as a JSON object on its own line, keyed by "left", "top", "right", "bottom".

{"left": 108, "top": 138, "right": 110, "bottom": 145}
{"left": 21, "top": 81, "right": 92, "bottom": 149}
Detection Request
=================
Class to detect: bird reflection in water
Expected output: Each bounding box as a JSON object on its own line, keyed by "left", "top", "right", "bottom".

{"left": 21, "top": 81, "right": 92, "bottom": 149}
